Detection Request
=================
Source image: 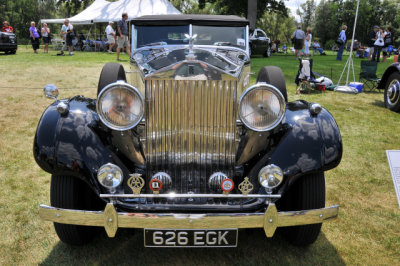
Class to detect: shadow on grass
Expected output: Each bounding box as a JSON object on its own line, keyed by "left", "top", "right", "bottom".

{"left": 41, "top": 228, "right": 344, "bottom": 265}
{"left": 371, "top": 99, "right": 386, "bottom": 108}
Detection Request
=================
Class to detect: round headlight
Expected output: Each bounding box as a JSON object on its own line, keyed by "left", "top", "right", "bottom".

{"left": 258, "top": 164, "right": 283, "bottom": 189}
{"left": 97, "top": 163, "right": 123, "bottom": 189}
{"left": 97, "top": 81, "right": 144, "bottom": 131}
{"left": 239, "top": 83, "right": 285, "bottom": 132}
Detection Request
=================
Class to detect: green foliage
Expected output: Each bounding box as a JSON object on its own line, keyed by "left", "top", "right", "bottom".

{"left": 257, "top": 9, "right": 295, "bottom": 44}
{"left": 296, "top": 0, "right": 316, "bottom": 30}
{"left": 56, "top": 0, "right": 94, "bottom": 17}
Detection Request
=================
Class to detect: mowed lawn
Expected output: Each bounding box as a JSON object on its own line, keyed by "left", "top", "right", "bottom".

{"left": 0, "top": 46, "right": 399, "bottom": 265}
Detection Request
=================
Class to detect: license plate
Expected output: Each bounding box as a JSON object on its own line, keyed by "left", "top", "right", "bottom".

{"left": 144, "top": 229, "right": 238, "bottom": 247}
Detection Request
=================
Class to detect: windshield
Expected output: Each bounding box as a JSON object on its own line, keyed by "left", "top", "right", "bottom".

{"left": 192, "top": 25, "right": 246, "bottom": 50}
{"left": 135, "top": 25, "right": 189, "bottom": 48}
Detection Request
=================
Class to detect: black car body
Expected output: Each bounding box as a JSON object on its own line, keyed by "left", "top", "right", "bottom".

{"left": 0, "top": 32, "right": 17, "bottom": 54}
{"left": 379, "top": 62, "right": 400, "bottom": 112}
{"left": 36, "top": 15, "right": 342, "bottom": 247}
{"left": 249, "top": 28, "right": 271, "bottom": 57}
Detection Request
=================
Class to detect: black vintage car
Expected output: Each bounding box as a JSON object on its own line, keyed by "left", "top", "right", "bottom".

{"left": 0, "top": 32, "right": 17, "bottom": 54}
{"left": 35, "top": 15, "right": 342, "bottom": 247}
{"left": 379, "top": 63, "right": 400, "bottom": 112}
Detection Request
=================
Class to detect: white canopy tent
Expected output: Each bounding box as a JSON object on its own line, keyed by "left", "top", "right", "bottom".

{"left": 41, "top": 0, "right": 181, "bottom": 24}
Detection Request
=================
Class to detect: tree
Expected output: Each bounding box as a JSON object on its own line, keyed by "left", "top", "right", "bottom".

{"left": 56, "top": 0, "right": 93, "bottom": 17}
{"left": 296, "top": 0, "right": 316, "bottom": 30}
{"left": 257, "top": 7, "right": 294, "bottom": 44}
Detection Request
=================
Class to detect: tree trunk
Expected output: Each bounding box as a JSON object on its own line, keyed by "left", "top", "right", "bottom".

{"left": 247, "top": 0, "right": 257, "bottom": 31}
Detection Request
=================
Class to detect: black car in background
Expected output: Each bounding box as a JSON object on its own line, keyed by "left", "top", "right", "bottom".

{"left": 0, "top": 32, "right": 17, "bottom": 54}
{"left": 249, "top": 28, "right": 271, "bottom": 57}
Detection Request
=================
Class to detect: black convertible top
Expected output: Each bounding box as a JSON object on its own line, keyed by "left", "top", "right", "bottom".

{"left": 131, "top": 14, "right": 249, "bottom": 27}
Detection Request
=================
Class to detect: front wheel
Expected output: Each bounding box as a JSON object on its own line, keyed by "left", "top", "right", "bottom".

{"left": 51, "top": 175, "right": 103, "bottom": 245}
{"left": 384, "top": 72, "right": 400, "bottom": 112}
{"left": 277, "top": 172, "right": 326, "bottom": 246}
{"left": 263, "top": 45, "right": 271, "bottom": 58}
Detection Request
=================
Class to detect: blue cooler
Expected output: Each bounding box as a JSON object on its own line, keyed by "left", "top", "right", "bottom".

{"left": 349, "top": 82, "right": 363, "bottom": 93}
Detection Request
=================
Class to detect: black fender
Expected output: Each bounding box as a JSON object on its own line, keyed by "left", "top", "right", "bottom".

{"left": 33, "top": 96, "right": 130, "bottom": 195}
{"left": 378, "top": 62, "right": 400, "bottom": 90}
{"left": 246, "top": 100, "right": 342, "bottom": 190}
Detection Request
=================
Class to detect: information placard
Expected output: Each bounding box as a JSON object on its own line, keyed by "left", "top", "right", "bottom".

{"left": 386, "top": 150, "right": 400, "bottom": 208}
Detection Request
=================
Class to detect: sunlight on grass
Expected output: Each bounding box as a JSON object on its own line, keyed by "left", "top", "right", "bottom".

{"left": 0, "top": 46, "right": 399, "bottom": 264}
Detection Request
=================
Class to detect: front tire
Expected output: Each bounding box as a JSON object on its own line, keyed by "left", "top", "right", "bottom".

{"left": 384, "top": 72, "right": 400, "bottom": 112}
{"left": 263, "top": 45, "right": 271, "bottom": 57}
{"left": 278, "top": 172, "right": 326, "bottom": 246}
{"left": 97, "top": 63, "right": 127, "bottom": 96}
{"left": 51, "top": 175, "right": 103, "bottom": 245}
{"left": 256, "top": 66, "right": 288, "bottom": 102}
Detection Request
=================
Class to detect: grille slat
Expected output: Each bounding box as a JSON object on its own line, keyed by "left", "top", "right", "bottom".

{"left": 145, "top": 79, "right": 237, "bottom": 194}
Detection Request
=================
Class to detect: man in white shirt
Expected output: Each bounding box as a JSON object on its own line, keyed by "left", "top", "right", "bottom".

{"left": 105, "top": 21, "right": 116, "bottom": 53}
{"left": 59, "top": 19, "right": 74, "bottom": 56}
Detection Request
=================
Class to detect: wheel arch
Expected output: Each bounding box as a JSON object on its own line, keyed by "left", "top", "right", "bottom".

{"left": 244, "top": 101, "right": 342, "bottom": 193}
{"left": 379, "top": 63, "right": 400, "bottom": 90}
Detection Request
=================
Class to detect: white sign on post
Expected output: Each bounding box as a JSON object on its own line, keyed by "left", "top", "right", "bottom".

{"left": 386, "top": 150, "right": 400, "bottom": 208}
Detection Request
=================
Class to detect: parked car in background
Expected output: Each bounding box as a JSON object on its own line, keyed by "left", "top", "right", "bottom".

{"left": 0, "top": 32, "right": 17, "bottom": 54}
{"left": 249, "top": 28, "right": 271, "bottom": 57}
{"left": 35, "top": 14, "right": 342, "bottom": 247}
{"left": 379, "top": 63, "right": 400, "bottom": 112}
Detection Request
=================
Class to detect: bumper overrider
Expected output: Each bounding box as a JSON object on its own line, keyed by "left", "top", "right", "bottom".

{"left": 39, "top": 203, "right": 339, "bottom": 238}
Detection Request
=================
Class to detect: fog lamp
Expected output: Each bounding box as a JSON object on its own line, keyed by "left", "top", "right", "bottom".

{"left": 97, "top": 163, "right": 123, "bottom": 189}
{"left": 258, "top": 164, "right": 283, "bottom": 189}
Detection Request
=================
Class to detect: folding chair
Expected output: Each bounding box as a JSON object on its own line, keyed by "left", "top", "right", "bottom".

{"left": 295, "top": 59, "right": 325, "bottom": 94}
{"left": 359, "top": 60, "right": 381, "bottom": 92}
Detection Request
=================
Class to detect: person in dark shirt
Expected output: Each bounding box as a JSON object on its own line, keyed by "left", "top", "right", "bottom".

{"left": 368, "top": 26, "right": 379, "bottom": 60}
{"left": 116, "top": 12, "right": 131, "bottom": 61}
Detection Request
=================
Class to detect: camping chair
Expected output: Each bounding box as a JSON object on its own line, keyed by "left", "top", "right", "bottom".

{"left": 295, "top": 59, "right": 325, "bottom": 94}
{"left": 359, "top": 60, "right": 381, "bottom": 92}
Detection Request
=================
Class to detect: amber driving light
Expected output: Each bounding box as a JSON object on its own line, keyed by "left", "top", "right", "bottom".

{"left": 239, "top": 83, "right": 285, "bottom": 132}
{"left": 97, "top": 81, "right": 144, "bottom": 131}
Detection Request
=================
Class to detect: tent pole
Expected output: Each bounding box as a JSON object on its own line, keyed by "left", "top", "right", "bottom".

{"left": 336, "top": 0, "right": 360, "bottom": 91}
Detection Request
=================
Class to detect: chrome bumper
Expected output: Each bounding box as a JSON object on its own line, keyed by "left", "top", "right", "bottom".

{"left": 39, "top": 203, "right": 339, "bottom": 238}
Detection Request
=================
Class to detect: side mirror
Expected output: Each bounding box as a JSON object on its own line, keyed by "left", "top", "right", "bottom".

{"left": 43, "top": 84, "right": 59, "bottom": 101}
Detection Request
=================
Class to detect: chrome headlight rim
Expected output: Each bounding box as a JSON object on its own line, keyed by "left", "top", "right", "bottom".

{"left": 238, "top": 83, "right": 286, "bottom": 132}
{"left": 97, "top": 81, "right": 144, "bottom": 131}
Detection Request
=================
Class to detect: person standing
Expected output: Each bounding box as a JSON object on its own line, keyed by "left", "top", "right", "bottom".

{"left": 293, "top": 26, "right": 305, "bottom": 58}
{"left": 336, "top": 25, "right": 347, "bottom": 61}
{"left": 29, "top": 21, "right": 40, "bottom": 54}
{"left": 116, "top": 13, "right": 131, "bottom": 61}
{"left": 372, "top": 27, "right": 384, "bottom": 62}
{"left": 368, "top": 26, "right": 379, "bottom": 60}
{"left": 41, "top": 23, "right": 50, "bottom": 53}
{"left": 2, "top": 21, "right": 13, "bottom": 32}
{"left": 59, "top": 19, "right": 74, "bottom": 56}
{"left": 105, "top": 21, "right": 116, "bottom": 54}
{"left": 382, "top": 27, "right": 392, "bottom": 63}
{"left": 304, "top": 28, "right": 312, "bottom": 57}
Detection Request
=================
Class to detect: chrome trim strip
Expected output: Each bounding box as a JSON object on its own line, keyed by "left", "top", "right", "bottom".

{"left": 39, "top": 204, "right": 339, "bottom": 238}
{"left": 99, "top": 193, "right": 281, "bottom": 198}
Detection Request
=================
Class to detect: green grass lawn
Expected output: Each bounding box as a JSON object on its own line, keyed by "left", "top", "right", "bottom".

{"left": 0, "top": 46, "right": 399, "bottom": 265}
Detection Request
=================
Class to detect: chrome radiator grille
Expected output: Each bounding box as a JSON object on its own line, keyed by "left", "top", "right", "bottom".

{"left": 145, "top": 79, "right": 238, "bottom": 194}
